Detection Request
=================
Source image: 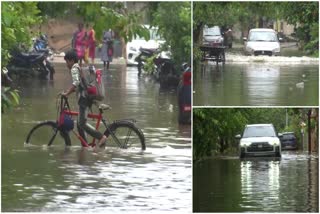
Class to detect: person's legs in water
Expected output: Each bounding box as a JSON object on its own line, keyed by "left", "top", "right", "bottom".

{"left": 78, "top": 97, "right": 107, "bottom": 148}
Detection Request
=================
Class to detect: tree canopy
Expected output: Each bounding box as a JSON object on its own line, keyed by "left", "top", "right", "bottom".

{"left": 151, "top": 2, "right": 191, "bottom": 65}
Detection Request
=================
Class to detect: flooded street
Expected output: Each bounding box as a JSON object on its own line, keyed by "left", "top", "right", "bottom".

{"left": 193, "top": 151, "right": 319, "bottom": 212}
{"left": 2, "top": 63, "right": 191, "bottom": 212}
{"left": 194, "top": 61, "right": 318, "bottom": 106}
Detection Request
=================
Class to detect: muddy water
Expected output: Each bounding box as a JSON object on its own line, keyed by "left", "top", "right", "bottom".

{"left": 193, "top": 151, "right": 319, "bottom": 212}
{"left": 194, "top": 63, "right": 318, "bottom": 106}
{"left": 2, "top": 63, "right": 191, "bottom": 212}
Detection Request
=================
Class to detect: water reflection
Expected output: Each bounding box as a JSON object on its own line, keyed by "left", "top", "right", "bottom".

{"left": 245, "top": 65, "right": 280, "bottom": 105}
{"left": 193, "top": 152, "right": 318, "bottom": 212}
{"left": 194, "top": 63, "right": 318, "bottom": 106}
{"left": 240, "top": 160, "right": 280, "bottom": 211}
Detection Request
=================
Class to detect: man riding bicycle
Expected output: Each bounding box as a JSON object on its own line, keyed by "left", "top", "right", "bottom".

{"left": 62, "top": 49, "right": 107, "bottom": 148}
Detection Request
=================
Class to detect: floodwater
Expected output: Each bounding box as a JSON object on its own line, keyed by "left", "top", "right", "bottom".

{"left": 2, "top": 63, "right": 191, "bottom": 212}
{"left": 193, "top": 151, "right": 319, "bottom": 212}
{"left": 193, "top": 62, "right": 319, "bottom": 106}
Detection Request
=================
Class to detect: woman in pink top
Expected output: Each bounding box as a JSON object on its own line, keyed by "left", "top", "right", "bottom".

{"left": 87, "top": 23, "right": 96, "bottom": 64}
{"left": 74, "top": 23, "right": 86, "bottom": 66}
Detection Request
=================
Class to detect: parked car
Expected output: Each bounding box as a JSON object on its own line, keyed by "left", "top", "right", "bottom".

{"left": 236, "top": 124, "right": 282, "bottom": 158}
{"left": 126, "top": 25, "right": 164, "bottom": 65}
{"left": 280, "top": 132, "right": 298, "bottom": 150}
{"left": 202, "top": 25, "right": 224, "bottom": 47}
{"left": 243, "top": 28, "right": 282, "bottom": 56}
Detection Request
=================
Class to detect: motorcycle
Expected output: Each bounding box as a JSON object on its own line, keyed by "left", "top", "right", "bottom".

{"left": 7, "top": 48, "right": 54, "bottom": 80}
{"left": 155, "top": 53, "right": 182, "bottom": 89}
{"left": 135, "top": 47, "right": 180, "bottom": 88}
{"left": 33, "top": 34, "right": 54, "bottom": 61}
{"left": 135, "top": 47, "right": 158, "bottom": 76}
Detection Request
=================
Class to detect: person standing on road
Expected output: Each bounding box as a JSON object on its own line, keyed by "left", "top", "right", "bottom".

{"left": 101, "top": 29, "right": 113, "bottom": 71}
{"left": 73, "top": 23, "right": 86, "bottom": 67}
{"left": 87, "top": 23, "right": 96, "bottom": 65}
{"left": 62, "top": 49, "right": 107, "bottom": 148}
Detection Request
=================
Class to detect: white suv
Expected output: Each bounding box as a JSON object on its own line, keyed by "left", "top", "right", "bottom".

{"left": 237, "top": 124, "right": 282, "bottom": 158}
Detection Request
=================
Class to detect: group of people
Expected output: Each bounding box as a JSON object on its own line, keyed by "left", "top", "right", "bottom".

{"left": 72, "top": 23, "right": 113, "bottom": 70}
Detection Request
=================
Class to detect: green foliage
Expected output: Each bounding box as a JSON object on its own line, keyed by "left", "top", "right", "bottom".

{"left": 1, "top": 2, "right": 41, "bottom": 66}
{"left": 143, "top": 55, "right": 157, "bottom": 75}
{"left": 151, "top": 2, "right": 191, "bottom": 66}
{"left": 1, "top": 87, "right": 20, "bottom": 113}
{"left": 193, "top": 108, "right": 248, "bottom": 161}
{"left": 1, "top": 2, "right": 39, "bottom": 111}
{"left": 279, "top": 2, "right": 319, "bottom": 55}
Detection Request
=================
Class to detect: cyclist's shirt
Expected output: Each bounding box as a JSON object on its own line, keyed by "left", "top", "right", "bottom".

{"left": 71, "top": 63, "right": 86, "bottom": 99}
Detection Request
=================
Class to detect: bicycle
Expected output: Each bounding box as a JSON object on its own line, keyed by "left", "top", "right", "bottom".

{"left": 25, "top": 94, "right": 146, "bottom": 150}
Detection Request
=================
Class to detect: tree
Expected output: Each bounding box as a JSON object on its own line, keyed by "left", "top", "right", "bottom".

{"left": 1, "top": 2, "right": 41, "bottom": 66}
{"left": 1, "top": 2, "right": 41, "bottom": 111}
{"left": 279, "top": 2, "right": 319, "bottom": 55}
{"left": 151, "top": 2, "right": 191, "bottom": 66}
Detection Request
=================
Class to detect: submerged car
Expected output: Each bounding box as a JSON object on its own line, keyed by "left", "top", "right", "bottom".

{"left": 280, "top": 132, "right": 298, "bottom": 150}
{"left": 202, "top": 26, "right": 224, "bottom": 47}
{"left": 237, "top": 124, "right": 282, "bottom": 158}
{"left": 244, "top": 28, "right": 282, "bottom": 56}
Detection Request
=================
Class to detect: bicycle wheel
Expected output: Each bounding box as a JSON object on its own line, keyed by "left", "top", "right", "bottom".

{"left": 25, "top": 121, "right": 71, "bottom": 146}
{"left": 104, "top": 121, "right": 146, "bottom": 150}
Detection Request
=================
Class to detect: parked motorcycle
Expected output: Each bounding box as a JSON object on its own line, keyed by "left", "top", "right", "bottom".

{"left": 33, "top": 34, "right": 54, "bottom": 61}
{"left": 157, "top": 59, "right": 181, "bottom": 88}
{"left": 177, "top": 63, "right": 191, "bottom": 124}
{"left": 135, "top": 47, "right": 157, "bottom": 76}
{"left": 135, "top": 47, "right": 180, "bottom": 88}
{"left": 7, "top": 48, "right": 54, "bottom": 80}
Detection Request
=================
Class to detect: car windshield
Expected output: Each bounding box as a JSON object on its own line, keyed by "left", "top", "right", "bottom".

{"left": 248, "top": 31, "right": 278, "bottom": 42}
{"left": 203, "top": 27, "right": 221, "bottom": 36}
{"left": 283, "top": 134, "right": 296, "bottom": 140}
{"left": 243, "top": 126, "right": 276, "bottom": 138}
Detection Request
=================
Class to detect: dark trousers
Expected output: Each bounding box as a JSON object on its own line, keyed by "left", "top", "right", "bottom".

{"left": 77, "top": 97, "right": 103, "bottom": 142}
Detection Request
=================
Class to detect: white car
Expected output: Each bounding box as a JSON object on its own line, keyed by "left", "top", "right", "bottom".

{"left": 202, "top": 25, "right": 224, "bottom": 47}
{"left": 237, "top": 124, "right": 282, "bottom": 158}
{"left": 244, "top": 28, "right": 282, "bottom": 56}
{"left": 126, "top": 25, "right": 164, "bottom": 65}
